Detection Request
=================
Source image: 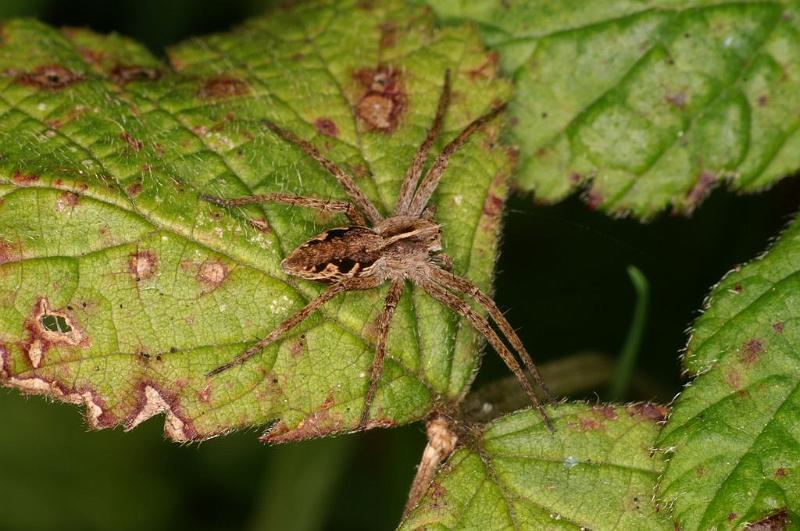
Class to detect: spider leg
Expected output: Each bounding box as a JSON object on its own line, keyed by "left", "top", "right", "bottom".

{"left": 427, "top": 265, "right": 555, "bottom": 404}
{"left": 360, "top": 278, "right": 404, "bottom": 429}
{"left": 407, "top": 103, "right": 507, "bottom": 218}
{"left": 395, "top": 70, "right": 451, "bottom": 216}
{"left": 414, "top": 275, "right": 554, "bottom": 431}
{"left": 207, "top": 282, "right": 347, "bottom": 377}
{"left": 201, "top": 192, "right": 366, "bottom": 226}
{"left": 262, "top": 119, "right": 382, "bottom": 225}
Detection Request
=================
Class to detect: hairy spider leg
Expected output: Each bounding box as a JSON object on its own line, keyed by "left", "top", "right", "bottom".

{"left": 414, "top": 276, "right": 555, "bottom": 431}
{"left": 261, "top": 119, "right": 382, "bottom": 225}
{"left": 200, "top": 192, "right": 366, "bottom": 226}
{"left": 360, "top": 278, "right": 404, "bottom": 428}
{"left": 394, "top": 69, "right": 451, "bottom": 215}
{"left": 206, "top": 283, "right": 347, "bottom": 377}
{"left": 427, "top": 265, "right": 555, "bottom": 404}
{"left": 406, "top": 103, "right": 507, "bottom": 218}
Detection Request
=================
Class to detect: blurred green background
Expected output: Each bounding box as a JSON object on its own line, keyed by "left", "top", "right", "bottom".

{"left": 1, "top": 1, "right": 799, "bottom": 529}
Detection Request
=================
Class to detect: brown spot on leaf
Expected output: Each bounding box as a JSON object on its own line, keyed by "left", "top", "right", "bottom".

{"left": 482, "top": 191, "right": 505, "bottom": 217}
{"left": 46, "top": 105, "right": 88, "bottom": 130}
{"left": 351, "top": 163, "right": 370, "bottom": 179}
{"left": 740, "top": 338, "right": 764, "bottom": 364}
{"left": 0, "top": 342, "right": 9, "bottom": 378}
{"left": 665, "top": 91, "right": 687, "bottom": 108}
{"left": 467, "top": 52, "right": 499, "bottom": 80}
{"left": 121, "top": 132, "right": 143, "bottom": 152}
{"left": 379, "top": 22, "right": 398, "bottom": 48}
{"left": 758, "top": 95, "right": 769, "bottom": 107}
{"left": 365, "top": 417, "right": 397, "bottom": 430}
{"left": 626, "top": 403, "right": 669, "bottom": 423}
{"left": 256, "top": 371, "right": 284, "bottom": 402}
{"left": 11, "top": 171, "right": 39, "bottom": 185}
{"left": 746, "top": 510, "right": 789, "bottom": 530}
{"left": 16, "top": 65, "right": 85, "bottom": 90}
{"left": 56, "top": 191, "right": 79, "bottom": 212}
{"left": 289, "top": 334, "right": 306, "bottom": 358}
{"left": 110, "top": 65, "right": 161, "bottom": 85}
{"left": 696, "top": 465, "right": 707, "bottom": 477}
{"left": 577, "top": 417, "right": 603, "bottom": 430}
{"left": 592, "top": 405, "right": 619, "bottom": 420}
{"left": 9, "top": 375, "right": 115, "bottom": 428}
{"left": 198, "top": 382, "right": 212, "bottom": 403}
{"left": 505, "top": 145, "right": 520, "bottom": 167}
{"left": 773, "top": 322, "right": 784, "bottom": 334}
{"left": 78, "top": 47, "right": 104, "bottom": 68}
{"left": 314, "top": 117, "right": 339, "bottom": 137}
{"left": 125, "top": 382, "right": 198, "bottom": 441}
{"left": 725, "top": 368, "right": 742, "bottom": 389}
{"left": 357, "top": 94, "right": 395, "bottom": 130}
{"left": 729, "top": 513, "right": 738, "bottom": 521}
{"left": 191, "top": 125, "right": 208, "bottom": 137}
{"left": 775, "top": 467, "right": 786, "bottom": 478}
{"left": 0, "top": 239, "right": 21, "bottom": 264}
{"left": 198, "top": 75, "right": 250, "bottom": 100}
{"left": 78, "top": 387, "right": 116, "bottom": 428}
{"left": 353, "top": 66, "right": 406, "bottom": 132}
{"left": 478, "top": 173, "right": 508, "bottom": 237}
{"left": 21, "top": 298, "right": 90, "bottom": 369}
{"left": 262, "top": 392, "right": 345, "bottom": 443}
{"left": 429, "top": 480, "right": 447, "bottom": 501}
{"left": 686, "top": 170, "right": 717, "bottom": 209}
{"left": 127, "top": 181, "right": 143, "bottom": 197}
{"left": 568, "top": 412, "right": 607, "bottom": 431}
{"left": 198, "top": 260, "right": 228, "bottom": 289}
{"left": 129, "top": 250, "right": 158, "bottom": 281}
{"left": 586, "top": 188, "right": 604, "bottom": 210}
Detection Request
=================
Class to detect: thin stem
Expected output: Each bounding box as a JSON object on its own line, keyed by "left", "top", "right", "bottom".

{"left": 609, "top": 266, "right": 650, "bottom": 402}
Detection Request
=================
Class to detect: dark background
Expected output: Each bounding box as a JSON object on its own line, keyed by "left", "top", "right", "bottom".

{"left": 1, "top": 1, "right": 798, "bottom": 529}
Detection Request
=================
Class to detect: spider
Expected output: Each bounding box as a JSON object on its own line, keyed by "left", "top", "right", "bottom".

{"left": 201, "top": 70, "right": 554, "bottom": 430}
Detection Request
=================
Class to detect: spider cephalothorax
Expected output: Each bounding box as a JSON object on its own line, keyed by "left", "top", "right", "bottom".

{"left": 202, "top": 70, "right": 555, "bottom": 430}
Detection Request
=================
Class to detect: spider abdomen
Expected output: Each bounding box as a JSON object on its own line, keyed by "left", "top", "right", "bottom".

{"left": 281, "top": 226, "right": 385, "bottom": 282}
{"left": 281, "top": 217, "right": 443, "bottom": 284}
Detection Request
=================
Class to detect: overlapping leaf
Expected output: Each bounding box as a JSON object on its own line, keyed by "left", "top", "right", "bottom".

{"left": 658, "top": 216, "right": 800, "bottom": 529}
{"left": 0, "top": 1, "right": 513, "bottom": 441}
{"left": 428, "top": 0, "right": 800, "bottom": 218}
{"left": 401, "top": 404, "right": 671, "bottom": 530}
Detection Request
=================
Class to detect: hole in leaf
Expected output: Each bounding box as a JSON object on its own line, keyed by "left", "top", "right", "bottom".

{"left": 40, "top": 314, "right": 72, "bottom": 333}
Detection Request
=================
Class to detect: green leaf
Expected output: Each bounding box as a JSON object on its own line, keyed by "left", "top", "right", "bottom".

{"left": 427, "top": 0, "right": 800, "bottom": 218}
{"left": 657, "top": 216, "right": 800, "bottom": 529}
{"left": 0, "top": 1, "right": 513, "bottom": 441}
{"left": 400, "top": 404, "right": 671, "bottom": 530}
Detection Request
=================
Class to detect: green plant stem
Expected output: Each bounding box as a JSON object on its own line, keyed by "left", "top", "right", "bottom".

{"left": 610, "top": 266, "right": 650, "bottom": 401}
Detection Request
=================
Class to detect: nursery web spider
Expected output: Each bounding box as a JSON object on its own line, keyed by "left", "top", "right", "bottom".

{"left": 202, "top": 70, "right": 554, "bottom": 430}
